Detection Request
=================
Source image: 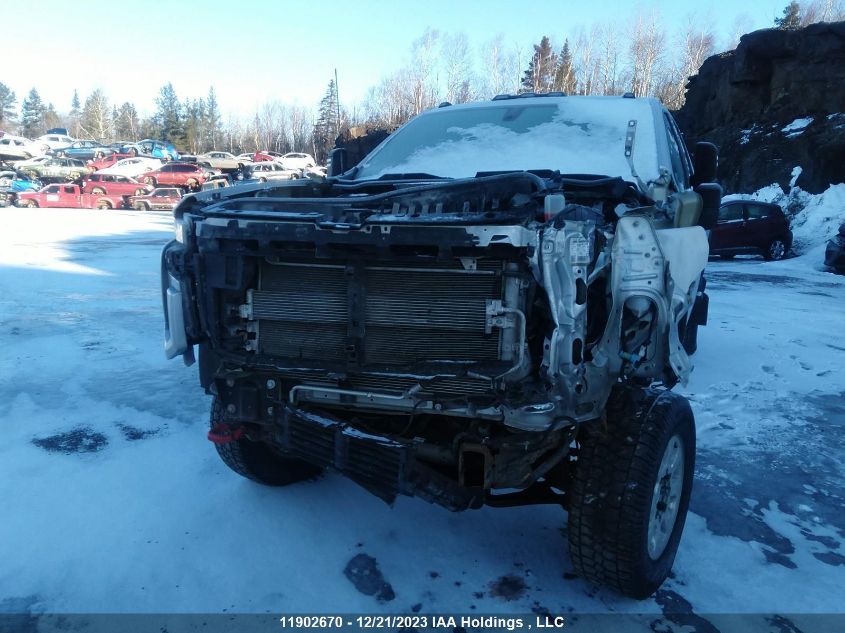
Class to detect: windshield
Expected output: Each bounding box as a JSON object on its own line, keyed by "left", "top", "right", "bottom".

{"left": 352, "top": 98, "right": 660, "bottom": 183}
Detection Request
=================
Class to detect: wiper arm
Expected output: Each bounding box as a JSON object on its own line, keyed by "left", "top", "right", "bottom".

{"left": 376, "top": 173, "right": 452, "bottom": 180}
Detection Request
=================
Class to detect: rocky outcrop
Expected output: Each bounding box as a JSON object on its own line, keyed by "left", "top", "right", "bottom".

{"left": 335, "top": 125, "right": 395, "bottom": 169}
{"left": 676, "top": 21, "right": 845, "bottom": 194}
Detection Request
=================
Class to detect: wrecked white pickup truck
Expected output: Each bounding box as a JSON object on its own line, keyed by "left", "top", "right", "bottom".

{"left": 161, "top": 94, "right": 718, "bottom": 598}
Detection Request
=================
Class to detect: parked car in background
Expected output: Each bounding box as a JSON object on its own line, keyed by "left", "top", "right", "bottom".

{"left": 21, "top": 157, "right": 91, "bottom": 182}
{"left": 279, "top": 152, "right": 316, "bottom": 170}
{"left": 12, "top": 155, "right": 52, "bottom": 171}
{"left": 196, "top": 151, "right": 243, "bottom": 171}
{"left": 97, "top": 156, "right": 162, "bottom": 179}
{"left": 54, "top": 140, "right": 115, "bottom": 160}
{"left": 82, "top": 173, "right": 152, "bottom": 197}
{"left": 244, "top": 161, "right": 300, "bottom": 182}
{"left": 0, "top": 171, "right": 41, "bottom": 206}
{"left": 824, "top": 222, "right": 845, "bottom": 273}
{"left": 140, "top": 162, "right": 209, "bottom": 190}
{"left": 0, "top": 170, "right": 41, "bottom": 190}
{"left": 34, "top": 133, "right": 74, "bottom": 153}
{"left": 121, "top": 139, "right": 179, "bottom": 161}
{"left": 235, "top": 153, "right": 254, "bottom": 163}
{"left": 0, "top": 135, "right": 43, "bottom": 161}
{"left": 200, "top": 174, "right": 231, "bottom": 190}
{"left": 710, "top": 200, "right": 793, "bottom": 261}
{"left": 15, "top": 183, "right": 124, "bottom": 209}
{"left": 252, "top": 150, "right": 285, "bottom": 162}
{"left": 129, "top": 187, "right": 183, "bottom": 210}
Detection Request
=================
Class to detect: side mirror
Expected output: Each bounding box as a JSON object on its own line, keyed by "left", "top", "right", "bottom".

{"left": 695, "top": 182, "right": 722, "bottom": 231}
{"left": 328, "top": 148, "right": 347, "bottom": 177}
{"left": 691, "top": 142, "right": 718, "bottom": 186}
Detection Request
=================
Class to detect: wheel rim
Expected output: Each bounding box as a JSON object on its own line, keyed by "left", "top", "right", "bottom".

{"left": 769, "top": 240, "right": 786, "bottom": 260}
{"left": 647, "top": 434, "right": 685, "bottom": 560}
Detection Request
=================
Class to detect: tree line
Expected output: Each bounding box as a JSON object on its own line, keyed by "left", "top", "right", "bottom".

{"left": 0, "top": 0, "right": 841, "bottom": 163}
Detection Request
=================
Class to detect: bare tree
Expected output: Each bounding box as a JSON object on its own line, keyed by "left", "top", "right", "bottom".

{"left": 479, "top": 34, "right": 515, "bottom": 97}
{"left": 801, "top": 0, "right": 845, "bottom": 24}
{"left": 597, "top": 21, "right": 623, "bottom": 95}
{"left": 80, "top": 89, "right": 112, "bottom": 141}
{"left": 629, "top": 11, "right": 666, "bottom": 97}
{"left": 441, "top": 32, "right": 475, "bottom": 103}
{"left": 659, "top": 20, "right": 715, "bottom": 109}
{"left": 573, "top": 25, "right": 601, "bottom": 95}
{"left": 409, "top": 29, "right": 440, "bottom": 115}
{"left": 726, "top": 13, "right": 754, "bottom": 50}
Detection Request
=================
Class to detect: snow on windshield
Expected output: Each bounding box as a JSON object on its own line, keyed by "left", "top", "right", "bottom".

{"left": 355, "top": 97, "right": 660, "bottom": 183}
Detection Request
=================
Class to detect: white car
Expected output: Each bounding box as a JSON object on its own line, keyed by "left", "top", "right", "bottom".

{"left": 97, "top": 157, "right": 163, "bottom": 179}
{"left": 12, "top": 155, "right": 52, "bottom": 170}
{"left": 247, "top": 161, "right": 300, "bottom": 182}
{"left": 279, "top": 152, "right": 316, "bottom": 170}
{"left": 236, "top": 153, "right": 254, "bottom": 164}
{"left": 0, "top": 135, "right": 44, "bottom": 161}
{"left": 35, "top": 133, "right": 74, "bottom": 153}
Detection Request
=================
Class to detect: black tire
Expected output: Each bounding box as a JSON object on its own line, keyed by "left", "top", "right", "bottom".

{"left": 134, "top": 201, "right": 150, "bottom": 211}
{"left": 765, "top": 238, "right": 788, "bottom": 261}
{"left": 210, "top": 397, "right": 323, "bottom": 486}
{"left": 568, "top": 387, "right": 696, "bottom": 599}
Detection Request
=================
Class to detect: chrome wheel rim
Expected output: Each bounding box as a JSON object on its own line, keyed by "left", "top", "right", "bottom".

{"left": 647, "top": 434, "right": 685, "bottom": 560}
{"left": 770, "top": 240, "right": 785, "bottom": 260}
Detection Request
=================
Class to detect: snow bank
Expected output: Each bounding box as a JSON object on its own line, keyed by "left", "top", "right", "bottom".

{"left": 723, "top": 177, "right": 845, "bottom": 253}
{"left": 781, "top": 117, "right": 814, "bottom": 136}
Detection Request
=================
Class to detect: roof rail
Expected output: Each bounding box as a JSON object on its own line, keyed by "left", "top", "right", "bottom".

{"left": 622, "top": 92, "right": 636, "bottom": 99}
{"left": 438, "top": 101, "right": 452, "bottom": 108}
{"left": 491, "top": 92, "right": 567, "bottom": 101}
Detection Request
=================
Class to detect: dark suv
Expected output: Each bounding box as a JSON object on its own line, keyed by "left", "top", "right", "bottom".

{"left": 710, "top": 200, "right": 792, "bottom": 260}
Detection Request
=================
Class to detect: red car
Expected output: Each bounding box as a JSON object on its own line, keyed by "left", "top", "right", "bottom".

{"left": 710, "top": 200, "right": 793, "bottom": 261}
{"left": 140, "top": 162, "right": 209, "bottom": 190}
{"left": 82, "top": 173, "right": 152, "bottom": 196}
{"left": 129, "top": 187, "right": 183, "bottom": 211}
{"left": 87, "top": 154, "right": 130, "bottom": 171}
{"left": 253, "top": 150, "right": 284, "bottom": 163}
{"left": 15, "top": 183, "right": 124, "bottom": 209}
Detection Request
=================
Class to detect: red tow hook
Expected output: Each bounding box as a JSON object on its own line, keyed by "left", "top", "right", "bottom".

{"left": 208, "top": 423, "right": 245, "bottom": 445}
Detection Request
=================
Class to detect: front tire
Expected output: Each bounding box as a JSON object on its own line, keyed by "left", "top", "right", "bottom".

{"left": 210, "top": 397, "right": 323, "bottom": 486}
{"left": 567, "top": 387, "right": 696, "bottom": 599}
{"left": 765, "top": 238, "right": 787, "bottom": 261}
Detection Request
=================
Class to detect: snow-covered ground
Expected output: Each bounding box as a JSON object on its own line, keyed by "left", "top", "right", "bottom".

{"left": 0, "top": 209, "right": 843, "bottom": 630}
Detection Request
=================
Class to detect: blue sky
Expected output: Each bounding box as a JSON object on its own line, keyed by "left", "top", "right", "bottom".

{"left": 5, "top": 0, "right": 784, "bottom": 118}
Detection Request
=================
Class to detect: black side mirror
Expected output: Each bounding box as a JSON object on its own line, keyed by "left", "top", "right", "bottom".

{"left": 328, "top": 148, "right": 347, "bottom": 177}
{"left": 695, "top": 182, "right": 722, "bottom": 231}
{"left": 691, "top": 142, "right": 718, "bottom": 186}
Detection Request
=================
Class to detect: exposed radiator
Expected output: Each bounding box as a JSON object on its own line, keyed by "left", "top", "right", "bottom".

{"left": 251, "top": 260, "right": 504, "bottom": 366}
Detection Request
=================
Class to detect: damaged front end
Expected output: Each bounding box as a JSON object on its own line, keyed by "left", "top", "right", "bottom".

{"left": 162, "top": 172, "right": 707, "bottom": 510}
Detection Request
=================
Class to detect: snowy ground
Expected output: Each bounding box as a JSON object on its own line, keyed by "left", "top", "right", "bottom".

{"left": 1, "top": 209, "right": 843, "bottom": 630}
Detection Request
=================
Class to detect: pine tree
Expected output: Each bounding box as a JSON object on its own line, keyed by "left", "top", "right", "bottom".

{"left": 205, "top": 86, "right": 222, "bottom": 150}
{"left": 0, "top": 82, "right": 16, "bottom": 126}
{"left": 113, "top": 102, "right": 139, "bottom": 141}
{"left": 775, "top": 1, "right": 802, "bottom": 29}
{"left": 43, "top": 103, "right": 61, "bottom": 131}
{"left": 69, "top": 89, "right": 81, "bottom": 137}
{"left": 183, "top": 98, "right": 207, "bottom": 154}
{"left": 521, "top": 36, "right": 556, "bottom": 93}
{"left": 153, "top": 82, "right": 185, "bottom": 146}
{"left": 21, "top": 88, "right": 47, "bottom": 137}
{"left": 313, "top": 79, "right": 339, "bottom": 163}
{"left": 552, "top": 40, "right": 577, "bottom": 94}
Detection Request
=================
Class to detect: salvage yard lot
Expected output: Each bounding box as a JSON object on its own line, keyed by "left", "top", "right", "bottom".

{"left": 0, "top": 208, "right": 843, "bottom": 628}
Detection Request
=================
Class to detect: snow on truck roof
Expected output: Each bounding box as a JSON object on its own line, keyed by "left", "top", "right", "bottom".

{"left": 354, "top": 95, "right": 667, "bottom": 185}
